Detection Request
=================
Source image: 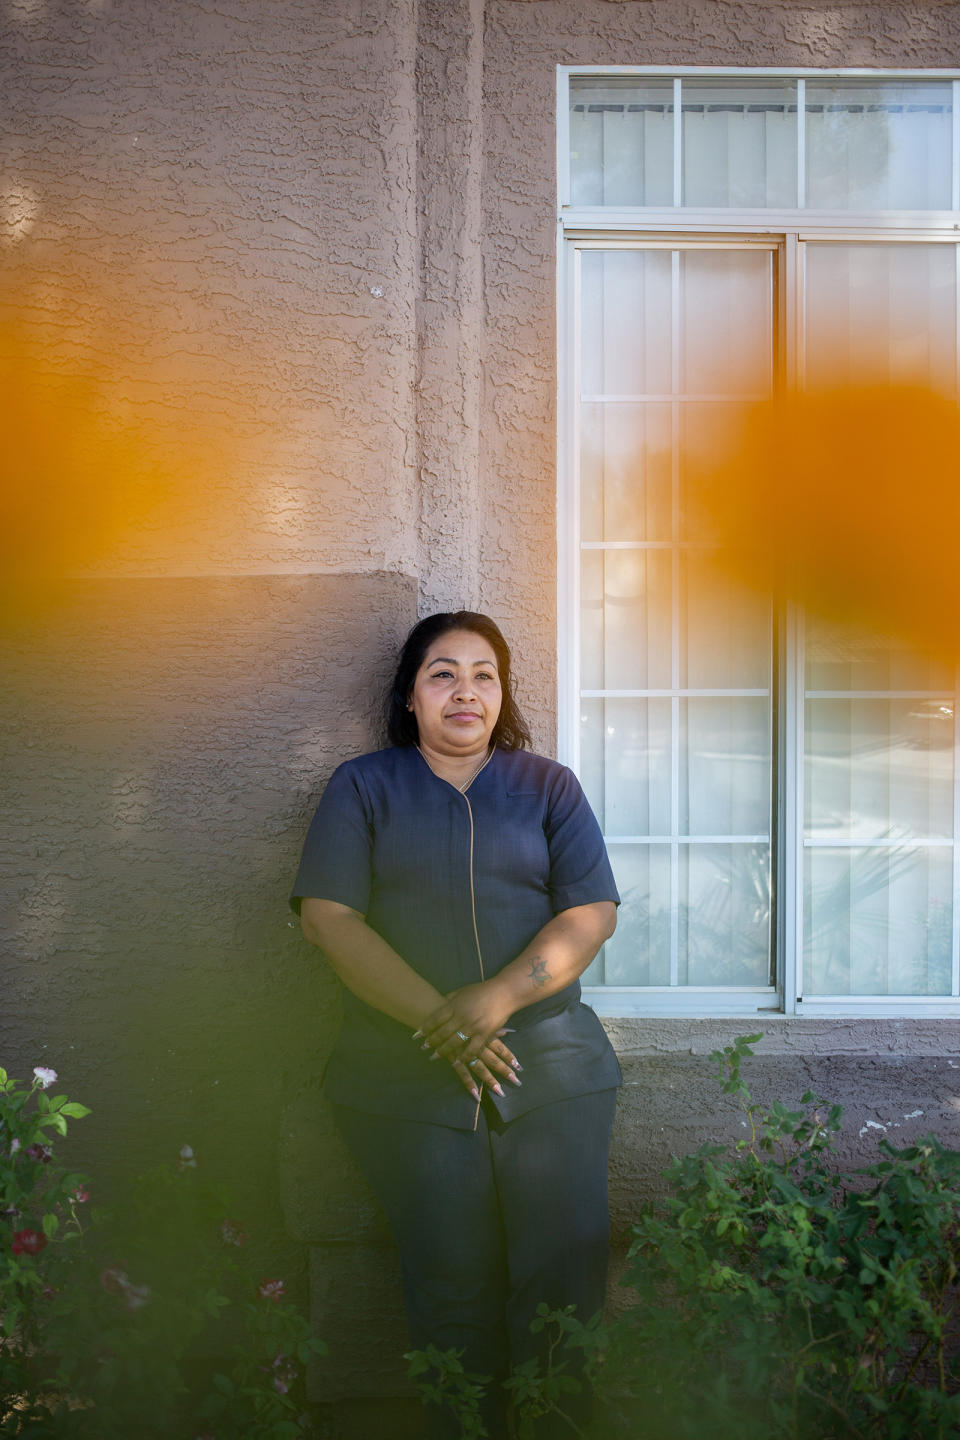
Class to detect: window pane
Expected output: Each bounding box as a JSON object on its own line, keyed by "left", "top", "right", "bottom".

{"left": 678, "top": 401, "right": 755, "bottom": 543}
{"left": 805, "top": 618, "right": 956, "bottom": 692}
{"left": 804, "top": 847, "right": 952, "bottom": 995}
{"left": 683, "top": 80, "right": 797, "bottom": 207}
{"left": 806, "top": 699, "right": 955, "bottom": 840}
{"left": 600, "top": 843, "right": 672, "bottom": 984}
{"left": 580, "top": 698, "right": 672, "bottom": 836}
{"left": 803, "top": 616, "right": 958, "bottom": 998}
{"left": 580, "top": 549, "right": 672, "bottom": 690}
{"left": 680, "top": 249, "right": 773, "bottom": 395}
{"left": 570, "top": 78, "right": 674, "bottom": 206}
{"left": 680, "top": 699, "right": 771, "bottom": 836}
{"left": 679, "top": 555, "right": 771, "bottom": 689}
{"left": 805, "top": 80, "right": 953, "bottom": 210}
{"left": 580, "top": 402, "right": 673, "bottom": 542}
{"left": 680, "top": 844, "right": 772, "bottom": 984}
{"left": 581, "top": 249, "right": 673, "bottom": 395}
{"left": 805, "top": 243, "right": 957, "bottom": 394}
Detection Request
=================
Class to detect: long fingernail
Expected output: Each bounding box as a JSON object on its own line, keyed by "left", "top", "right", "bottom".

{"left": 411, "top": 1029, "right": 423, "bottom": 1040}
{"left": 429, "top": 1052, "right": 440, "bottom": 1062}
{"left": 470, "top": 1087, "right": 480, "bottom": 1102}
{"left": 507, "top": 1073, "right": 522, "bottom": 1087}
{"left": 492, "top": 1083, "right": 505, "bottom": 1098}
{"left": 511, "top": 1060, "right": 523, "bottom": 1071}
{"left": 421, "top": 1042, "right": 431, "bottom": 1051}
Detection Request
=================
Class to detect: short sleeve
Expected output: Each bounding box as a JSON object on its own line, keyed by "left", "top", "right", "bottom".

{"left": 545, "top": 765, "right": 620, "bottom": 913}
{"left": 289, "top": 762, "right": 373, "bottom": 916}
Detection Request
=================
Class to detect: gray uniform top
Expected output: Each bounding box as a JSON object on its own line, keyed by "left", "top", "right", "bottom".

{"left": 291, "top": 744, "right": 621, "bottom": 1129}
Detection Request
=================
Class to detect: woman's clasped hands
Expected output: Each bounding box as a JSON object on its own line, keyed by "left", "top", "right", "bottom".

{"left": 412, "top": 981, "right": 522, "bottom": 1102}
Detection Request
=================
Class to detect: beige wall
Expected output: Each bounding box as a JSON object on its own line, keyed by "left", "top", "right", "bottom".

{"left": 4, "top": 0, "right": 960, "bottom": 1422}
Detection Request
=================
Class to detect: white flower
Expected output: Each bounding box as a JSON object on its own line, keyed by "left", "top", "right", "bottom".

{"left": 33, "top": 1067, "right": 57, "bottom": 1090}
{"left": 177, "top": 1144, "right": 197, "bottom": 1170}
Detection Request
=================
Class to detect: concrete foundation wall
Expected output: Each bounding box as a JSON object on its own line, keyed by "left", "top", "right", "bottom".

{"left": 3, "top": 0, "right": 960, "bottom": 1421}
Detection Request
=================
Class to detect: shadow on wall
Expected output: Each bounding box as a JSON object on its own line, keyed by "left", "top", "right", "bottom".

{"left": 1, "top": 571, "right": 417, "bottom": 1272}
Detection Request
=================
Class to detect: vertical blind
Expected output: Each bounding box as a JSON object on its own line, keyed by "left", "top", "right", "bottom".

{"left": 578, "top": 245, "right": 774, "bottom": 987}
{"left": 566, "top": 73, "right": 960, "bottom": 999}
{"left": 569, "top": 76, "right": 955, "bottom": 210}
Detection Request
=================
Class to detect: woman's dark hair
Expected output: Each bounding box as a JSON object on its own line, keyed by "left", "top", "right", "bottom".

{"left": 385, "top": 611, "right": 532, "bottom": 751}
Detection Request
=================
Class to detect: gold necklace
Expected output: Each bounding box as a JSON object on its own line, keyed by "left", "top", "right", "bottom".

{"left": 417, "top": 745, "right": 491, "bottom": 792}
{"left": 457, "top": 750, "right": 491, "bottom": 792}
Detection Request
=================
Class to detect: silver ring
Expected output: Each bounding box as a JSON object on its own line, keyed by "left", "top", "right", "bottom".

{"left": 468, "top": 1057, "right": 481, "bottom": 1068}
{"left": 455, "top": 1030, "right": 470, "bottom": 1043}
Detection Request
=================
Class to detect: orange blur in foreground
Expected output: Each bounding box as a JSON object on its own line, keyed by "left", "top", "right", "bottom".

{"left": 698, "top": 385, "right": 960, "bottom": 665}
{"left": 0, "top": 316, "right": 258, "bottom": 625}
{"left": 0, "top": 329, "right": 167, "bottom": 586}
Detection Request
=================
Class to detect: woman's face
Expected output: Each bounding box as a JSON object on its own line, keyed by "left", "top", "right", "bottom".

{"left": 409, "top": 628, "right": 503, "bottom": 759}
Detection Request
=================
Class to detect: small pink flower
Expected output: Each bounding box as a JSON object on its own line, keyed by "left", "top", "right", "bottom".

{"left": 257, "top": 1278, "right": 285, "bottom": 1303}
{"left": 177, "top": 1144, "right": 197, "bottom": 1171}
{"left": 12, "top": 1228, "right": 47, "bottom": 1256}
{"left": 71, "top": 1187, "right": 89, "bottom": 1204}
{"left": 8, "top": 1138, "right": 20, "bottom": 1156}
{"left": 25, "top": 1143, "right": 52, "bottom": 1164}
{"left": 33, "top": 1067, "right": 57, "bottom": 1090}
{"left": 219, "top": 1219, "right": 247, "bottom": 1247}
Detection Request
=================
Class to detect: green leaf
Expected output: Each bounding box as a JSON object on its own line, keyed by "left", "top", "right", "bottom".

{"left": 59, "top": 1103, "right": 91, "bottom": 1119}
{"left": 42, "top": 1213, "right": 59, "bottom": 1239}
{"left": 212, "top": 1372, "right": 234, "bottom": 1396}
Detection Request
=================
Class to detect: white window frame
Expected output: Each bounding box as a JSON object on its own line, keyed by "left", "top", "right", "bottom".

{"left": 557, "top": 65, "right": 960, "bottom": 1018}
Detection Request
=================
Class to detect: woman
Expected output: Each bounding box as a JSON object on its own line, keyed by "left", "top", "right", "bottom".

{"left": 291, "top": 611, "right": 620, "bottom": 1439}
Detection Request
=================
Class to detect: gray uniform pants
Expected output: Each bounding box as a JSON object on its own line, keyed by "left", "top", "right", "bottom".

{"left": 332, "top": 1087, "right": 618, "bottom": 1439}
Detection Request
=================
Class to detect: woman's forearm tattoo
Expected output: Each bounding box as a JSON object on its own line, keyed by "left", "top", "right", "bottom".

{"left": 528, "top": 956, "right": 549, "bottom": 988}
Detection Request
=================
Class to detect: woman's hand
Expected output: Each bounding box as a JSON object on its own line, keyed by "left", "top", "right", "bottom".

{"left": 446, "top": 1036, "right": 522, "bottom": 1102}
{"left": 418, "top": 981, "right": 515, "bottom": 1068}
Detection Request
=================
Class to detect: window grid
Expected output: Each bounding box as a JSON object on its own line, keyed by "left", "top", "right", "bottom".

{"left": 561, "top": 68, "right": 960, "bottom": 1015}
{"left": 578, "top": 239, "right": 775, "bottom": 992}
{"left": 564, "top": 69, "right": 960, "bottom": 213}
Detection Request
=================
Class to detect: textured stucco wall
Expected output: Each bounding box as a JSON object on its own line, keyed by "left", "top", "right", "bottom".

{"left": 1, "top": 571, "right": 417, "bottom": 1290}
{"left": 6, "top": 0, "right": 960, "bottom": 1423}
{"left": 0, "top": 0, "right": 419, "bottom": 578}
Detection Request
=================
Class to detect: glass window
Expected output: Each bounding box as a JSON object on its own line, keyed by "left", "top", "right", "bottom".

{"left": 682, "top": 79, "right": 798, "bottom": 208}
{"left": 562, "top": 69, "right": 960, "bottom": 1013}
{"left": 805, "top": 80, "right": 952, "bottom": 211}
{"left": 805, "top": 243, "right": 957, "bottom": 394}
{"left": 570, "top": 78, "right": 674, "bottom": 207}
{"left": 567, "top": 73, "right": 956, "bottom": 211}
{"left": 800, "top": 232, "right": 959, "bottom": 999}
{"left": 576, "top": 243, "right": 775, "bottom": 990}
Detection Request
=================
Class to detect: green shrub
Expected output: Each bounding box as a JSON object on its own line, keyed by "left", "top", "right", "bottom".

{"left": 0, "top": 1066, "right": 325, "bottom": 1438}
